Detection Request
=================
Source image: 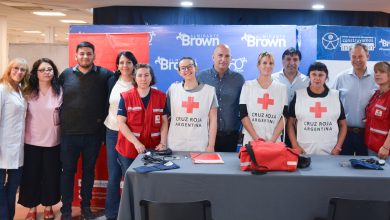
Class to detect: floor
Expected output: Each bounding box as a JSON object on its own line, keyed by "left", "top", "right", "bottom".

{"left": 14, "top": 200, "right": 106, "bottom": 220}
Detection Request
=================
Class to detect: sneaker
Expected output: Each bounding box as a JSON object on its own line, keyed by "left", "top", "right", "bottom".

{"left": 61, "top": 213, "right": 72, "bottom": 220}
{"left": 80, "top": 207, "right": 98, "bottom": 220}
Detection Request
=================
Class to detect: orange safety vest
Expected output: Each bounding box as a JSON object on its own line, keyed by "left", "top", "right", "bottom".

{"left": 116, "top": 88, "right": 166, "bottom": 159}
{"left": 365, "top": 90, "right": 390, "bottom": 153}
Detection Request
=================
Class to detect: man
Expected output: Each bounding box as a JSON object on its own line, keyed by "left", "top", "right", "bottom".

{"left": 272, "top": 47, "right": 309, "bottom": 147}
{"left": 272, "top": 47, "right": 309, "bottom": 105}
{"left": 59, "top": 41, "right": 112, "bottom": 220}
{"left": 198, "top": 44, "right": 245, "bottom": 152}
{"left": 333, "top": 43, "right": 377, "bottom": 155}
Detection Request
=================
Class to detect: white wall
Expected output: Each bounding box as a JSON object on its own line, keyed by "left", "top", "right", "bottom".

{"left": 9, "top": 43, "right": 69, "bottom": 72}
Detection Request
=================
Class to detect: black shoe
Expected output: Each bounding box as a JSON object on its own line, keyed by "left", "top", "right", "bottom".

{"left": 106, "top": 218, "right": 117, "bottom": 220}
{"left": 80, "top": 207, "right": 97, "bottom": 220}
{"left": 61, "top": 213, "right": 72, "bottom": 220}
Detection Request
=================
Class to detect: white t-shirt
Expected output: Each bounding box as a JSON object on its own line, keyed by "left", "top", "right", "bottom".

{"left": 240, "top": 79, "right": 287, "bottom": 145}
{"left": 167, "top": 82, "right": 217, "bottom": 151}
{"left": 104, "top": 78, "right": 133, "bottom": 131}
{"left": 295, "top": 88, "right": 340, "bottom": 155}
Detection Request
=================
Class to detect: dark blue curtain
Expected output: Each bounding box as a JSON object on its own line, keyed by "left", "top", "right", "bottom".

{"left": 94, "top": 6, "right": 390, "bottom": 27}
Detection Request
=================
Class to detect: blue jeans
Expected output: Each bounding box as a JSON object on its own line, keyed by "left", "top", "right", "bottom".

{"left": 341, "top": 131, "right": 368, "bottom": 156}
{"left": 117, "top": 154, "right": 134, "bottom": 176}
{"left": 0, "top": 167, "right": 22, "bottom": 220}
{"left": 105, "top": 128, "right": 122, "bottom": 219}
{"left": 60, "top": 134, "right": 101, "bottom": 215}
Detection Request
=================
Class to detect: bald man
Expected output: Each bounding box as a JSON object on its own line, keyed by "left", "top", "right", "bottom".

{"left": 198, "top": 44, "right": 245, "bottom": 152}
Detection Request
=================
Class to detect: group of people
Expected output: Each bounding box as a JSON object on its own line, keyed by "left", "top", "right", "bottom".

{"left": 0, "top": 41, "right": 388, "bottom": 220}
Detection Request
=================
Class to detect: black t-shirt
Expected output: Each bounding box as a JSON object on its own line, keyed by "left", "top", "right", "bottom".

{"left": 288, "top": 87, "right": 346, "bottom": 120}
{"left": 60, "top": 65, "right": 112, "bottom": 134}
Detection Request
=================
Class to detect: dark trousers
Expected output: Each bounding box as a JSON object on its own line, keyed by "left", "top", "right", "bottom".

{"left": 18, "top": 144, "right": 61, "bottom": 208}
{"left": 215, "top": 132, "right": 239, "bottom": 152}
{"left": 341, "top": 131, "right": 368, "bottom": 156}
{"left": 60, "top": 134, "right": 101, "bottom": 214}
{"left": 0, "top": 167, "right": 22, "bottom": 220}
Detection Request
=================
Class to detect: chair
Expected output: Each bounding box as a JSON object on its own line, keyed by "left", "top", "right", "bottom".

{"left": 140, "top": 200, "right": 212, "bottom": 220}
{"left": 315, "top": 197, "right": 390, "bottom": 220}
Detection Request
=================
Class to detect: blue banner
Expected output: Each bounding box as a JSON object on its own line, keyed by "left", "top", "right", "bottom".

{"left": 317, "top": 25, "right": 390, "bottom": 61}
{"left": 70, "top": 25, "right": 297, "bottom": 91}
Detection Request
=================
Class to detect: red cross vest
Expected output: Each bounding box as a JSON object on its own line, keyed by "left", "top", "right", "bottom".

{"left": 365, "top": 90, "right": 390, "bottom": 153}
{"left": 295, "top": 88, "right": 340, "bottom": 155}
{"left": 167, "top": 82, "right": 215, "bottom": 151}
{"left": 116, "top": 88, "right": 166, "bottom": 159}
{"left": 239, "top": 80, "right": 287, "bottom": 145}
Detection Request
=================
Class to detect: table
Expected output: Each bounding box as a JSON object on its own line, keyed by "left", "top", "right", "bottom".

{"left": 118, "top": 152, "right": 390, "bottom": 220}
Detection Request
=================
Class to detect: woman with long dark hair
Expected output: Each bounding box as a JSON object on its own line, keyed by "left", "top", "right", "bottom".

{"left": 104, "top": 51, "right": 138, "bottom": 220}
{"left": 18, "top": 58, "right": 62, "bottom": 220}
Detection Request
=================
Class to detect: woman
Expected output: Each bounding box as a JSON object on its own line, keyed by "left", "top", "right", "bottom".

{"left": 288, "top": 62, "right": 347, "bottom": 155}
{"left": 18, "top": 58, "right": 62, "bottom": 220}
{"left": 365, "top": 61, "right": 390, "bottom": 160}
{"left": 116, "top": 64, "right": 168, "bottom": 173}
{"left": 104, "top": 51, "right": 137, "bottom": 220}
{"left": 0, "top": 58, "right": 29, "bottom": 220}
{"left": 239, "top": 52, "right": 288, "bottom": 145}
{"left": 167, "top": 57, "right": 218, "bottom": 152}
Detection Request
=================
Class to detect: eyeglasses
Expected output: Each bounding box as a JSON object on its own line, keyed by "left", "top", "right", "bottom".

{"left": 37, "top": 68, "right": 54, "bottom": 73}
{"left": 179, "top": 64, "right": 194, "bottom": 71}
{"left": 12, "top": 66, "right": 27, "bottom": 73}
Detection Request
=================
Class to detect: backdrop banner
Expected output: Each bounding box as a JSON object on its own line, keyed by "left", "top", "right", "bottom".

{"left": 70, "top": 25, "right": 297, "bottom": 91}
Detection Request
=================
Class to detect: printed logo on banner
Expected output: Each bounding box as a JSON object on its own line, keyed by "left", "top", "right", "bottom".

{"left": 240, "top": 33, "right": 287, "bottom": 48}
{"left": 379, "top": 38, "right": 390, "bottom": 51}
{"left": 229, "top": 57, "right": 248, "bottom": 73}
{"left": 339, "top": 36, "right": 376, "bottom": 51}
{"left": 154, "top": 56, "right": 179, "bottom": 71}
{"left": 322, "top": 32, "right": 339, "bottom": 50}
{"left": 149, "top": 31, "right": 156, "bottom": 45}
{"left": 176, "top": 32, "right": 220, "bottom": 47}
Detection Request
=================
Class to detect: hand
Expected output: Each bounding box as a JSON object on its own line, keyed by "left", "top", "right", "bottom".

{"left": 155, "top": 143, "right": 166, "bottom": 151}
{"left": 206, "top": 145, "right": 215, "bottom": 152}
{"left": 134, "top": 142, "right": 146, "bottom": 154}
{"left": 292, "top": 145, "right": 305, "bottom": 154}
{"left": 378, "top": 146, "right": 389, "bottom": 160}
{"left": 331, "top": 145, "right": 342, "bottom": 155}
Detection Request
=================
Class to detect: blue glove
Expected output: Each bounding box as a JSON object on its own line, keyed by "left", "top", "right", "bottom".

{"left": 133, "top": 161, "right": 180, "bottom": 173}
{"left": 350, "top": 159, "right": 384, "bottom": 170}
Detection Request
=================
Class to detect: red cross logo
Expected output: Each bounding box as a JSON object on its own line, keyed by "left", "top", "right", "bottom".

{"left": 182, "top": 96, "right": 199, "bottom": 113}
{"left": 310, "top": 102, "right": 327, "bottom": 118}
{"left": 257, "top": 93, "right": 274, "bottom": 110}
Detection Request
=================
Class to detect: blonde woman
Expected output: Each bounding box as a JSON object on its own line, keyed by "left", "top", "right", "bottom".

{"left": 0, "top": 58, "right": 29, "bottom": 220}
{"left": 240, "top": 52, "right": 288, "bottom": 146}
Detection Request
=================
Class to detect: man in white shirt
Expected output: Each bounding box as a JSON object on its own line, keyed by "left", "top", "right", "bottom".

{"left": 272, "top": 47, "right": 309, "bottom": 147}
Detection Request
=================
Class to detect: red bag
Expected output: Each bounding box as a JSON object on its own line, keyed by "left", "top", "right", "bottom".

{"left": 239, "top": 139, "right": 299, "bottom": 174}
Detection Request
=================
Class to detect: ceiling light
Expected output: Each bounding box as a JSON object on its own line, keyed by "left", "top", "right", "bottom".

{"left": 181, "top": 1, "right": 193, "bottom": 7}
{"left": 312, "top": 4, "right": 325, "bottom": 10}
{"left": 60, "top": 19, "right": 87, "bottom": 24}
{"left": 33, "top": 11, "right": 66, "bottom": 16}
{"left": 23, "top": 30, "right": 42, "bottom": 34}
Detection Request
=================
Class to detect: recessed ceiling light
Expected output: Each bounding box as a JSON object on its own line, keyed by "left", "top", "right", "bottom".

{"left": 181, "top": 1, "right": 193, "bottom": 7}
{"left": 23, "top": 30, "right": 42, "bottom": 34}
{"left": 312, "top": 4, "right": 325, "bottom": 10}
{"left": 60, "top": 19, "right": 87, "bottom": 24}
{"left": 33, "top": 11, "right": 66, "bottom": 16}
